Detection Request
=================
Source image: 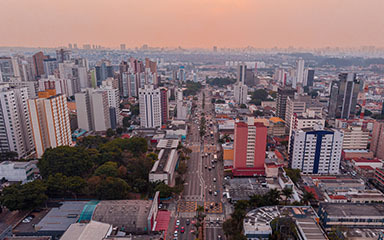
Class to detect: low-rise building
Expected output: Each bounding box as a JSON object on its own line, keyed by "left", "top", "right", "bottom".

{"left": 91, "top": 197, "right": 158, "bottom": 234}
{"left": 60, "top": 221, "right": 112, "bottom": 240}
{"left": 244, "top": 206, "right": 327, "bottom": 240}
{"left": 318, "top": 203, "right": 384, "bottom": 230}
{"left": 0, "top": 161, "right": 37, "bottom": 183}
{"left": 149, "top": 149, "right": 178, "bottom": 186}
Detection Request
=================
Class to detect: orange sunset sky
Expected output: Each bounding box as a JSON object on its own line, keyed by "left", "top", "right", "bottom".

{"left": 1, "top": 0, "right": 384, "bottom": 48}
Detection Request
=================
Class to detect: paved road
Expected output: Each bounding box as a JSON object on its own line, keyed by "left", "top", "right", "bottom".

{"left": 175, "top": 87, "right": 225, "bottom": 240}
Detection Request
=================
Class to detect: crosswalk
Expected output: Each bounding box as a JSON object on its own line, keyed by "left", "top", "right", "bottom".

{"left": 177, "top": 201, "right": 223, "bottom": 214}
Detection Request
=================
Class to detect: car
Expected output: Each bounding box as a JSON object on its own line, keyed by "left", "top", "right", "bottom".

{"left": 209, "top": 189, "right": 212, "bottom": 194}
{"left": 210, "top": 203, "right": 214, "bottom": 208}
{"left": 216, "top": 218, "right": 220, "bottom": 223}
{"left": 218, "top": 235, "right": 222, "bottom": 240}
{"left": 208, "top": 167, "right": 212, "bottom": 171}
{"left": 214, "top": 191, "right": 217, "bottom": 196}
{"left": 158, "top": 203, "right": 163, "bottom": 209}
{"left": 210, "top": 218, "right": 214, "bottom": 224}
{"left": 174, "top": 231, "right": 178, "bottom": 237}
{"left": 213, "top": 178, "right": 216, "bottom": 182}
{"left": 191, "top": 220, "right": 196, "bottom": 225}
{"left": 176, "top": 220, "right": 180, "bottom": 226}
{"left": 212, "top": 164, "right": 215, "bottom": 168}
{"left": 186, "top": 219, "right": 190, "bottom": 225}
{"left": 190, "top": 229, "right": 195, "bottom": 234}
{"left": 205, "top": 165, "right": 208, "bottom": 169}
{"left": 175, "top": 225, "right": 179, "bottom": 230}
{"left": 181, "top": 227, "right": 185, "bottom": 233}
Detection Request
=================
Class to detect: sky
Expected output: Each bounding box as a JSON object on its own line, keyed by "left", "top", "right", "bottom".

{"left": 1, "top": 0, "right": 384, "bottom": 49}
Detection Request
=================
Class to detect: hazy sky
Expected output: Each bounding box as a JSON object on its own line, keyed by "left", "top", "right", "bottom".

{"left": 1, "top": 0, "right": 384, "bottom": 48}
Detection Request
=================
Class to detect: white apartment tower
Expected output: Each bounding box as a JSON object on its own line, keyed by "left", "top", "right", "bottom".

{"left": 139, "top": 84, "right": 161, "bottom": 128}
{"left": 289, "top": 126, "right": 343, "bottom": 174}
{"left": 0, "top": 86, "right": 34, "bottom": 158}
{"left": 28, "top": 90, "right": 72, "bottom": 158}
{"left": 295, "top": 59, "right": 305, "bottom": 88}
{"left": 234, "top": 83, "right": 248, "bottom": 105}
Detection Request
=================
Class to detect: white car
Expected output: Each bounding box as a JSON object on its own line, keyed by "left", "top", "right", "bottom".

{"left": 176, "top": 220, "right": 180, "bottom": 226}
{"left": 174, "top": 231, "right": 178, "bottom": 237}
{"left": 213, "top": 178, "right": 216, "bottom": 182}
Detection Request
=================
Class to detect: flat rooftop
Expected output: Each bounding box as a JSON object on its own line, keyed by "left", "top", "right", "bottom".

{"left": 156, "top": 139, "right": 179, "bottom": 149}
{"left": 321, "top": 203, "right": 384, "bottom": 217}
{"left": 35, "top": 201, "right": 88, "bottom": 232}
{"left": 92, "top": 200, "right": 152, "bottom": 233}
{"left": 60, "top": 220, "right": 111, "bottom": 240}
{"left": 244, "top": 206, "right": 327, "bottom": 240}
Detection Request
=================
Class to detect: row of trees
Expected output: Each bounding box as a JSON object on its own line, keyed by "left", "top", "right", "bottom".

{"left": 0, "top": 136, "right": 161, "bottom": 211}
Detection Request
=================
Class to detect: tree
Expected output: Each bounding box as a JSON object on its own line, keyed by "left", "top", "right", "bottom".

{"left": 39, "top": 146, "right": 93, "bottom": 178}
{"left": 116, "top": 127, "right": 124, "bottom": 135}
{"left": 46, "top": 173, "right": 68, "bottom": 197}
{"left": 96, "top": 177, "right": 130, "bottom": 200}
{"left": 146, "top": 152, "right": 158, "bottom": 162}
{"left": 281, "top": 187, "right": 293, "bottom": 205}
{"left": 95, "top": 161, "right": 119, "bottom": 177}
{"left": 284, "top": 168, "right": 301, "bottom": 184}
{"left": 106, "top": 128, "right": 115, "bottom": 137}
{"left": 126, "top": 137, "right": 148, "bottom": 156}
{"left": 301, "top": 190, "right": 315, "bottom": 205}
{"left": 77, "top": 136, "right": 108, "bottom": 149}
{"left": 66, "top": 176, "right": 87, "bottom": 199}
{"left": 122, "top": 117, "right": 131, "bottom": 128}
{"left": 155, "top": 183, "right": 174, "bottom": 198}
{"left": 0, "top": 180, "right": 47, "bottom": 211}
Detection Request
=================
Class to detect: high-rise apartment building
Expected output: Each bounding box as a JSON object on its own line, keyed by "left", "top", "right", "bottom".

{"left": 289, "top": 127, "right": 343, "bottom": 174}
{"left": 0, "top": 86, "right": 34, "bottom": 158}
{"left": 294, "top": 59, "right": 305, "bottom": 89}
{"left": 328, "top": 73, "right": 360, "bottom": 119}
{"left": 32, "top": 51, "right": 48, "bottom": 79}
{"left": 276, "top": 87, "right": 296, "bottom": 121}
{"left": 233, "top": 117, "right": 267, "bottom": 176}
{"left": 28, "top": 90, "right": 72, "bottom": 158}
{"left": 43, "top": 58, "right": 58, "bottom": 77}
{"left": 303, "top": 69, "right": 315, "bottom": 88}
{"left": 95, "top": 61, "right": 113, "bottom": 86}
{"left": 341, "top": 126, "right": 369, "bottom": 150}
{"left": 0, "top": 57, "right": 14, "bottom": 82}
{"left": 234, "top": 83, "right": 248, "bottom": 105}
{"left": 370, "top": 121, "right": 384, "bottom": 159}
{"left": 237, "top": 64, "right": 246, "bottom": 84}
{"left": 160, "top": 88, "right": 169, "bottom": 125}
{"left": 56, "top": 49, "right": 71, "bottom": 63}
{"left": 139, "top": 85, "right": 161, "bottom": 128}
{"left": 101, "top": 79, "right": 120, "bottom": 129}
{"left": 75, "top": 89, "right": 111, "bottom": 132}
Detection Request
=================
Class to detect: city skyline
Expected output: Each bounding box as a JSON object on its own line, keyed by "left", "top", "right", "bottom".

{"left": 1, "top": 0, "right": 384, "bottom": 49}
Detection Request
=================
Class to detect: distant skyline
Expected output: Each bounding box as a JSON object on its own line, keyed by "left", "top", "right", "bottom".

{"left": 1, "top": 0, "right": 384, "bottom": 49}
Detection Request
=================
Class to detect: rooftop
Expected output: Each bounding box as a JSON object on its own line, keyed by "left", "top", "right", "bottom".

{"left": 244, "top": 206, "right": 327, "bottom": 240}
{"left": 35, "top": 201, "right": 88, "bottom": 232}
{"left": 321, "top": 203, "right": 384, "bottom": 217}
{"left": 60, "top": 221, "right": 112, "bottom": 240}
{"left": 156, "top": 139, "right": 179, "bottom": 149}
{"left": 92, "top": 200, "right": 152, "bottom": 233}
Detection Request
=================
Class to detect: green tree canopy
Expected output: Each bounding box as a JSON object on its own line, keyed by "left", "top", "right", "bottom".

{"left": 0, "top": 180, "right": 47, "bottom": 211}
{"left": 39, "top": 146, "right": 93, "bottom": 178}
{"left": 95, "top": 161, "right": 119, "bottom": 177}
{"left": 96, "top": 177, "right": 130, "bottom": 200}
